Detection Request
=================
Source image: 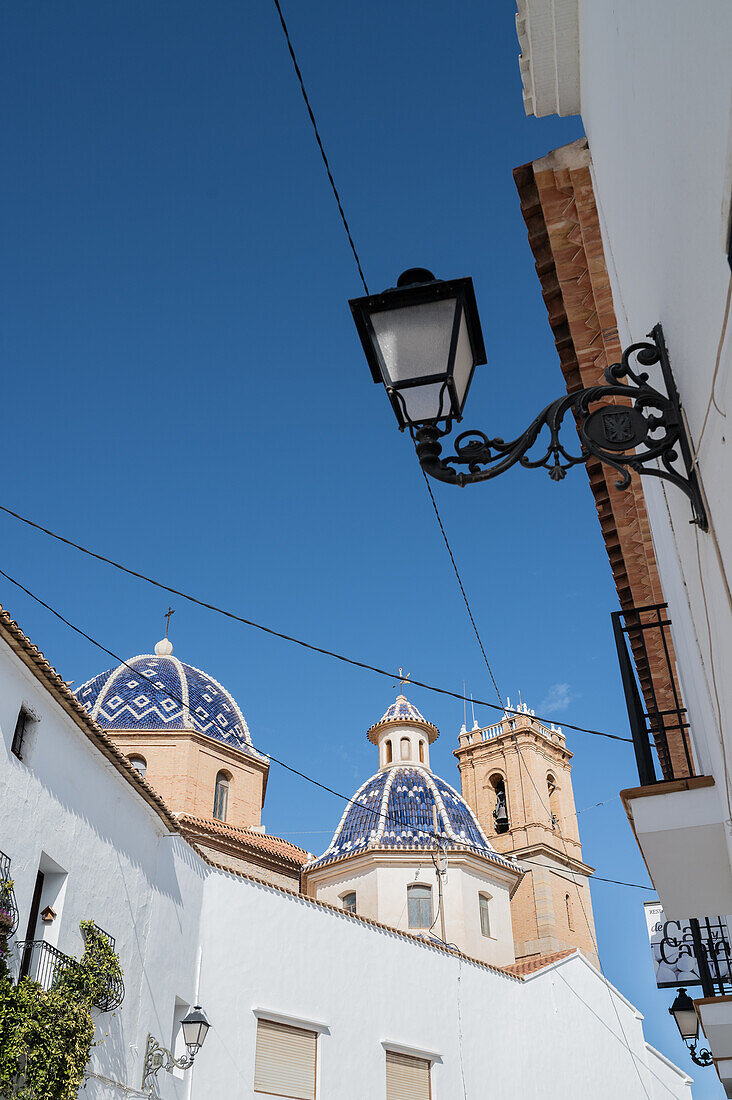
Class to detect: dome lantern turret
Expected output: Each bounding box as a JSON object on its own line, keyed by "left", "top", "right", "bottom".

{"left": 367, "top": 693, "right": 439, "bottom": 771}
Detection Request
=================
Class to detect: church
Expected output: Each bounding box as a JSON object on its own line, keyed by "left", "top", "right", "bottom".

{"left": 0, "top": 606, "right": 692, "bottom": 1098}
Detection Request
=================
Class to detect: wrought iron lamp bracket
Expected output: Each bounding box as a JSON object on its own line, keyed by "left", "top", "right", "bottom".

{"left": 687, "top": 1040, "right": 714, "bottom": 1068}
{"left": 411, "top": 324, "right": 707, "bottom": 531}
{"left": 141, "top": 1033, "right": 196, "bottom": 1096}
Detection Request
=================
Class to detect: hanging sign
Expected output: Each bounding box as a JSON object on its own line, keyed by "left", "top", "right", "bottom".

{"left": 644, "top": 901, "right": 732, "bottom": 988}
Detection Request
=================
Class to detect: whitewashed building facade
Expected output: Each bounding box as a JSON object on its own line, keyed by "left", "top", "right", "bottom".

{"left": 0, "top": 603, "right": 693, "bottom": 1098}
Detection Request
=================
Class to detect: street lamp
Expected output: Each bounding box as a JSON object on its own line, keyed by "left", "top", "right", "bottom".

{"left": 142, "top": 1005, "right": 210, "bottom": 1095}
{"left": 668, "top": 988, "right": 713, "bottom": 1067}
{"left": 349, "top": 270, "right": 708, "bottom": 531}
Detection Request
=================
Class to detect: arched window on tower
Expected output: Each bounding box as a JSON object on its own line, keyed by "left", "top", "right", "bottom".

{"left": 490, "top": 774, "right": 509, "bottom": 834}
{"left": 419, "top": 740, "right": 425, "bottom": 763}
{"left": 385, "top": 740, "right": 393, "bottom": 764}
{"left": 128, "top": 754, "right": 147, "bottom": 778}
{"left": 565, "top": 893, "right": 575, "bottom": 932}
{"left": 407, "top": 884, "right": 433, "bottom": 929}
{"left": 400, "top": 737, "right": 411, "bottom": 761}
{"left": 547, "top": 774, "right": 560, "bottom": 830}
{"left": 213, "top": 770, "right": 231, "bottom": 822}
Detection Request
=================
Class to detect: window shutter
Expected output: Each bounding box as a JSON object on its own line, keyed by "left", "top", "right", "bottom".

{"left": 386, "top": 1050, "right": 431, "bottom": 1100}
{"left": 254, "top": 1019, "right": 317, "bottom": 1100}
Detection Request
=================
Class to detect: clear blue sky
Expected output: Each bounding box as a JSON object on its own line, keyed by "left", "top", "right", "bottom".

{"left": 1, "top": 2, "right": 716, "bottom": 1093}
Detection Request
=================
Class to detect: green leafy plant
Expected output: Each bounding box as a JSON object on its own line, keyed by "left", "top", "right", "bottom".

{"left": 0, "top": 920, "right": 123, "bottom": 1099}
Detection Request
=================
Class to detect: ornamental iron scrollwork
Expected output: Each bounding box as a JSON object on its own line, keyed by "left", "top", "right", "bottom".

{"left": 142, "top": 1033, "right": 196, "bottom": 1096}
{"left": 412, "top": 324, "right": 708, "bottom": 531}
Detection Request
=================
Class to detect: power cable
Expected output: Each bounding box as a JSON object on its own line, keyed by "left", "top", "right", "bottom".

{"left": 0, "top": 502, "right": 631, "bottom": 744}
{"left": 0, "top": 562, "right": 649, "bottom": 895}
{"left": 421, "top": 468, "right": 503, "bottom": 707}
{"left": 271, "top": 0, "right": 369, "bottom": 295}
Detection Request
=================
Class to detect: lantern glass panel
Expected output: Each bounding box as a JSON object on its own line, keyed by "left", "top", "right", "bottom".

{"left": 370, "top": 298, "right": 458, "bottom": 387}
{"left": 674, "top": 1007, "right": 699, "bottom": 1042}
{"left": 451, "top": 308, "right": 475, "bottom": 415}
{"left": 181, "top": 1008, "right": 209, "bottom": 1050}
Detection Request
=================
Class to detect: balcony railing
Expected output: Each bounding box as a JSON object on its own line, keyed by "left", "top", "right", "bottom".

{"left": 612, "top": 603, "right": 694, "bottom": 785}
{"left": 82, "top": 922, "right": 125, "bottom": 1011}
{"left": 12, "top": 930, "right": 124, "bottom": 1011}
{"left": 16, "top": 939, "right": 76, "bottom": 990}
{"left": 0, "top": 850, "right": 19, "bottom": 937}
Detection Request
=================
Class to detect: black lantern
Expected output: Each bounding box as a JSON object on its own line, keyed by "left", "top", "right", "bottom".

{"left": 669, "top": 988, "right": 699, "bottom": 1042}
{"left": 349, "top": 268, "right": 487, "bottom": 430}
{"left": 669, "top": 988, "right": 713, "bottom": 1067}
{"left": 181, "top": 1005, "right": 210, "bottom": 1053}
{"left": 350, "top": 271, "right": 708, "bottom": 531}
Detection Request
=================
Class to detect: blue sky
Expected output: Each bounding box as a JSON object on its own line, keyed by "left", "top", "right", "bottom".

{"left": 1, "top": 2, "right": 715, "bottom": 1092}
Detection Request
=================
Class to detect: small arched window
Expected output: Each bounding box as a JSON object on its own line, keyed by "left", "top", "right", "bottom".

{"left": 418, "top": 740, "right": 425, "bottom": 763}
{"left": 385, "top": 740, "right": 393, "bottom": 764}
{"left": 213, "top": 771, "right": 231, "bottom": 822}
{"left": 407, "top": 884, "right": 432, "bottom": 929}
{"left": 565, "top": 893, "right": 575, "bottom": 931}
{"left": 128, "top": 755, "right": 147, "bottom": 778}
{"left": 479, "top": 893, "right": 491, "bottom": 937}
{"left": 341, "top": 892, "right": 357, "bottom": 914}
{"left": 400, "top": 737, "right": 411, "bottom": 761}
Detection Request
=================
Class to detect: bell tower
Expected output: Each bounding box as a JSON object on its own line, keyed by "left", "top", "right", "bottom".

{"left": 455, "top": 702, "right": 599, "bottom": 967}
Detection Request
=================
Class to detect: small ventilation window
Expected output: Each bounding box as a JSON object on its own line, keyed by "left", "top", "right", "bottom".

{"left": 11, "top": 707, "right": 32, "bottom": 761}
{"left": 341, "top": 891, "right": 357, "bottom": 914}
{"left": 566, "top": 893, "right": 575, "bottom": 932}
{"left": 213, "top": 771, "right": 231, "bottom": 822}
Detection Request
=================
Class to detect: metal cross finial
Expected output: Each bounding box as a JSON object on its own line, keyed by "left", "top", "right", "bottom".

{"left": 164, "top": 607, "right": 175, "bottom": 638}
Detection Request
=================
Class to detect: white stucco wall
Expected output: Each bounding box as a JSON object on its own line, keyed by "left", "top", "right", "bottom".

{"left": 196, "top": 870, "right": 691, "bottom": 1100}
{"left": 563, "top": 0, "right": 732, "bottom": 901}
{"left": 0, "top": 637, "right": 204, "bottom": 1098}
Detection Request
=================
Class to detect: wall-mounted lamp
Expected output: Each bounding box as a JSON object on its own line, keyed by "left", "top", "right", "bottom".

{"left": 349, "top": 270, "right": 707, "bottom": 531}
{"left": 142, "top": 1006, "right": 210, "bottom": 1095}
{"left": 669, "top": 988, "right": 713, "bottom": 1067}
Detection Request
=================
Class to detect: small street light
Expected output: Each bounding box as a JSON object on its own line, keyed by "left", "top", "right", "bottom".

{"left": 142, "top": 1005, "right": 211, "bottom": 1095}
{"left": 349, "top": 270, "right": 708, "bottom": 530}
{"left": 668, "top": 988, "right": 713, "bottom": 1067}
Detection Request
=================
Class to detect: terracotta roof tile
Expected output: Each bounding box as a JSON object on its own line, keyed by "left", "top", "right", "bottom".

{"left": 501, "top": 949, "right": 576, "bottom": 977}
{"left": 178, "top": 814, "right": 311, "bottom": 867}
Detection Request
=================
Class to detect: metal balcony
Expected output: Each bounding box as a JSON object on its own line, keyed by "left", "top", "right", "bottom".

{"left": 16, "top": 939, "right": 76, "bottom": 990}
{"left": 0, "top": 850, "right": 19, "bottom": 937}
{"left": 612, "top": 603, "right": 694, "bottom": 784}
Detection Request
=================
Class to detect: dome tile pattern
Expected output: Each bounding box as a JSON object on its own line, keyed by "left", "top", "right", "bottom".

{"left": 366, "top": 693, "right": 439, "bottom": 744}
{"left": 306, "top": 765, "right": 514, "bottom": 871}
{"left": 76, "top": 652, "right": 264, "bottom": 758}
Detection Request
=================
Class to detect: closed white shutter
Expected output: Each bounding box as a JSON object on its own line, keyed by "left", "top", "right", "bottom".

{"left": 254, "top": 1019, "right": 317, "bottom": 1100}
{"left": 386, "top": 1050, "right": 431, "bottom": 1100}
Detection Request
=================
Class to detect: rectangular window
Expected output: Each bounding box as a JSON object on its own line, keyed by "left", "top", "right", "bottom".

{"left": 386, "top": 1050, "right": 431, "bottom": 1100}
{"left": 407, "top": 885, "right": 432, "bottom": 930}
{"left": 341, "top": 892, "right": 357, "bottom": 914}
{"left": 254, "top": 1018, "right": 317, "bottom": 1100}
{"left": 479, "top": 894, "right": 491, "bottom": 937}
{"left": 11, "top": 708, "right": 30, "bottom": 761}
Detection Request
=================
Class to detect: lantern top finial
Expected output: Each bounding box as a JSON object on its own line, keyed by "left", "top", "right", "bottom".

{"left": 396, "top": 268, "right": 436, "bottom": 287}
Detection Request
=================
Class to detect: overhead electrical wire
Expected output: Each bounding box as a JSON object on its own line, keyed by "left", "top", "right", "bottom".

{"left": 0, "top": 502, "right": 631, "bottom": 744}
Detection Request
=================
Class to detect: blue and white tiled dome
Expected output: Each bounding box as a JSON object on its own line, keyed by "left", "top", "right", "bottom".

{"left": 75, "top": 638, "right": 264, "bottom": 758}
{"left": 306, "top": 764, "right": 513, "bottom": 871}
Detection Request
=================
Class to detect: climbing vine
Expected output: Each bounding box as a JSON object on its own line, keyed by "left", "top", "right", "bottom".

{"left": 0, "top": 919, "right": 123, "bottom": 1100}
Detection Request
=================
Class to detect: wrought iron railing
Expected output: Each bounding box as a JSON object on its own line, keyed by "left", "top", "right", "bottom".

{"left": 82, "top": 922, "right": 125, "bottom": 1011}
{"left": 690, "top": 916, "right": 732, "bottom": 999}
{"left": 0, "top": 850, "right": 19, "bottom": 937}
{"left": 612, "top": 603, "right": 694, "bottom": 784}
{"left": 16, "top": 939, "right": 76, "bottom": 990}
